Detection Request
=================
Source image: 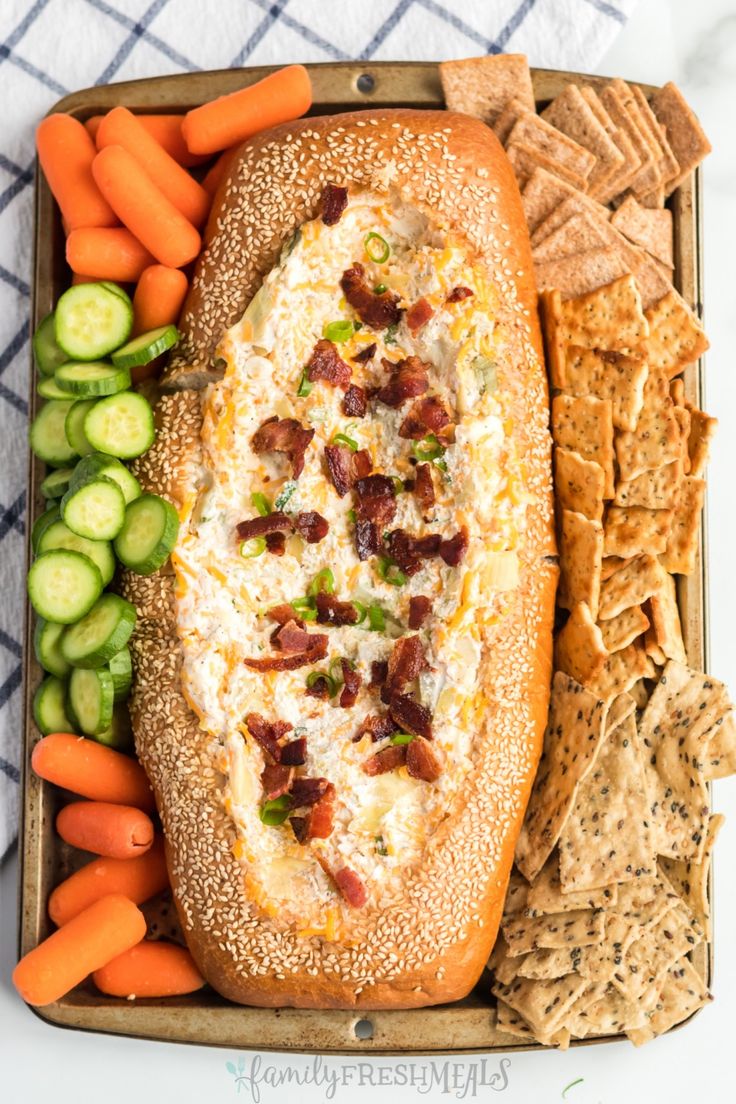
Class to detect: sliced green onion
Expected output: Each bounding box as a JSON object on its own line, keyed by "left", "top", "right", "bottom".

{"left": 352, "top": 600, "right": 368, "bottom": 625}
{"left": 347, "top": 509, "right": 357, "bottom": 524}
{"left": 240, "top": 537, "right": 266, "bottom": 559}
{"left": 308, "top": 568, "right": 335, "bottom": 596}
{"left": 390, "top": 476, "right": 404, "bottom": 494}
{"left": 331, "top": 431, "right": 358, "bottom": 451}
{"left": 364, "top": 232, "right": 390, "bottom": 264}
{"left": 297, "top": 371, "right": 312, "bottom": 397}
{"left": 306, "top": 670, "right": 339, "bottom": 696}
{"left": 291, "top": 595, "right": 318, "bottom": 621}
{"left": 259, "top": 795, "right": 292, "bottom": 826}
{"left": 384, "top": 323, "right": 398, "bottom": 346}
{"left": 412, "top": 434, "right": 448, "bottom": 472}
{"left": 376, "top": 556, "right": 408, "bottom": 587}
{"left": 328, "top": 657, "right": 348, "bottom": 685}
{"left": 390, "top": 732, "right": 414, "bottom": 746}
{"left": 375, "top": 834, "right": 388, "bottom": 856}
{"left": 323, "top": 320, "right": 356, "bottom": 343}
{"left": 275, "top": 481, "right": 297, "bottom": 510}
{"left": 373, "top": 283, "right": 387, "bottom": 295}
{"left": 251, "top": 492, "right": 271, "bottom": 516}
{"left": 368, "top": 604, "right": 386, "bottom": 632}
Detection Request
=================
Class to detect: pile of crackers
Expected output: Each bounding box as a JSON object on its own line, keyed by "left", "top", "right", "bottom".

{"left": 439, "top": 56, "right": 731, "bottom": 1047}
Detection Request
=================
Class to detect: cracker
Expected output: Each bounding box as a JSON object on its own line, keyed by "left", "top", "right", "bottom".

{"left": 554, "top": 448, "right": 605, "bottom": 522}
{"left": 644, "top": 622, "right": 666, "bottom": 666}
{"left": 615, "top": 368, "right": 681, "bottom": 482}
{"left": 539, "top": 288, "right": 567, "bottom": 389}
{"left": 506, "top": 140, "right": 587, "bottom": 191}
{"left": 558, "top": 508, "right": 604, "bottom": 618}
{"left": 686, "top": 406, "right": 717, "bottom": 478}
{"left": 531, "top": 192, "right": 611, "bottom": 249}
{"left": 650, "top": 81, "right": 712, "bottom": 194}
{"left": 515, "top": 672, "right": 608, "bottom": 882}
{"left": 598, "top": 553, "right": 663, "bottom": 620}
{"left": 564, "top": 346, "right": 648, "bottom": 432}
{"left": 525, "top": 852, "right": 617, "bottom": 917}
{"left": 598, "top": 605, "right": 650, "bottom": 653}
{"left": 554, "top": 601, "right": 608, "bottom": 684}
{"left": 541, "top": 84, "right": 624, "bottom": 197}
{"left": 559, "top": 712, "right": 655, "bottom": 891}
{"left": 580, "top": 85, "right": 643, "bottom": 203}
{"left": 492, "top": 973, "right": 591, "bottom": 1038}
{"left": 516, "top": 947, "right": 575, "bottom": 981}
{"left": 628, "top": 678, "right": 652, "bottom": 710}
{"left": 702, "top": 712, "right": 736, "bottom": 781}
{"left": 659, "top": 813, "right": 724, "bottom": 941}
{"left": 610, "top": 195, "right": 673, "bottom": 267}
{"left": 585, "top": 641, "right": 656, "bottom": 702}
{"left": 507, "top": 112, "right": 596, "bottom": 186}
{"left": 660, "top": 475, "right": 705, "bottom": 575}
{"left": 649, "top": 570, "right": 687, "bottom": 663}
{"left": 626, "top": 957, "right": 711, "bottom": 1046}
{"left": 493, "top": 97, "right": 531, "bottom": 145}
{"left": 503, "top": 908, "right": 605, "bottom": 957}
{"left": 534, "top": 246, "right": 629, "bottom": 301}
{"left": 532, "top": 210, "right": 610, "bottom": 264}
{"left": 607, "top": 690, "right": 637, "bottom": 731}
{"left": 630, "top": 83, "right": 679, "bottom": 189}
{"left": 628, "top": 244, "right": 673, "bottom": 311}
{"left": 599, "top": 83, "right": 660, "bottom": 198}
{"left": 438, "top": 53, "right": 535, "bottom": 126}
{"left": 601, "top": 555, "right": 634, "bottom": 582}
{"left": 488, "top": 935, "right": 522, "bottom": 985}
{"left": 552, "top": 395, "right": 614, "bottom": 499}
{"left": 638, "top": 185, "right": 666, "bottom": 209}
{"left": 673, "top": 404, "right": 692, "bottom": 471}
{"left": 567, "top": 985, "right": 649, "bottom": 1038}
{"left": 603, "top": 505, "right": 674, "bottom": 558}
{"left": 643, "top": 290, "right": 709, "bottom": 379}
{"left": 611, "top": 908, "right": 700, "bottom": 1007}
{"left": 558, "top": 273, "right": 648, "bottom": 352}
{"left": 502, "top": 868, "right": 530, "bottom": 922}
{"left": 495, "top": 998, "right": 535, "bottom": 1039}
{"left": 522, "top": 167, "right": 584, "bottom": 234}
{"left": 614, "top": 459, "right": 683, "bottom": 510}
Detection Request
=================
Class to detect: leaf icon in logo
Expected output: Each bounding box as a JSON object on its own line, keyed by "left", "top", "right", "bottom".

{"left": 226, "top": 1061, "right": 237, "bottom": 1076}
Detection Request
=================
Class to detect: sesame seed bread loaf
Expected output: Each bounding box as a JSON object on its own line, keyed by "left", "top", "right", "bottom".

{"left": 123, "top": 109, "right": 556, "bottom": 1008}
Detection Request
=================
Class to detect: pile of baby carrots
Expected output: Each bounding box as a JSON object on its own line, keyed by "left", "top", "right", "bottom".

{"left": 17, "top": 65, "right": 314, "bottom": 1008}
{"left": 35, "top": 63, "right": 312, "bottom": 378}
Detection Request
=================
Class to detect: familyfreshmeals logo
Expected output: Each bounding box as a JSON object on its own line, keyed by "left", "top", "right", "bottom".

{"left": 225, "top": 1053, "right": 512, "bottom": 1100}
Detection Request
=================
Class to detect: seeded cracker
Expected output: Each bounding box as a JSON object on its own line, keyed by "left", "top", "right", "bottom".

{"left": 610, "top": 195, "right": 673, "bottom": 267}
{"left": 643, "top": 290, "right": 710, "bottom": 379}
{"left": 503, "top": 908, "right": 605, "bottom": 957}
{"left": 554, "top": 448, "right": 605, "bottom": 522}
{"left": 558, "top": 273, "right": 648, "bottom": 351}
{"left": 439, "top": 54, "right": 535, "bottom": 126}
{"left": 563, "top": 346, "right": 648, "bottom": 432}
{"left": 541, "top": 84, "right": 624, "bottom": 197}
{"left": 686, "top": 406, "right": 718, "bottom": 478}
{"left": 496, "top": 999, "right": 535, "bottom": 1039}
{"left": 554, "top": 602, "right": 608, "bottom": 684}
{"left": 604, "top": 505, "right": 674, "bottom": 558}
{"left": 649, "top": 571, "right": 687, "bottom": 662}
{"left": 650, "top": 81, "right": 712, "bottom": 194}
{"left": 585, "top": 642, "right": 655, "bottom": 703}
{"left": 515, "top": 673, "right": 608, "bottom": 882}
{"left": 566, "top": 985, "right": 649, "bottom": 1037}
{"left": 558, "top": 509, "right": 604, "bottom": 618}
{"left": 614, "top": 459, "right": 684, "bottom": 510}
{"left": 626, "top": 957, "right": 711, "bottom": 1046}
{"left": 601, "top": 555, "right": 635, "bottom": 582}
{"left": 598, "top": 605, "right": 650, "bottom": 653}
{"left": 615, "top": 368, "right": 681, "bottom": 482}
{"left": 552, "top": 394, "right": 615, "bottom": 499}
{"left": 660, "top": 476, "right": 705, "bottom": 575}
{"left": 525, "top": 852, "right": 618, "bottom": 916}
{"left": 702, "top": 713, "right": 736, "bottom": 781}
{"left": 492, "top": 973, "right": 591, "bottom": 1039}
{"left": 673, "top": 404, "right": 692, "bottom": 472}
{"left": 611, "top": 908, "right": 701, "bottom": 1008}
{"left": 659, "top": 814, "right": 724, "bottom": 940}
{"left": 535, "top": 248, "right": 629, "bottom": 301}
{"left": 598, "top": 554, "right": 664, "bottom": 620}
{"left": 488, "top": 935, "right": 522, "bottom": 985}
{"left": 516, "top": 947, "right": 576, "bottom": 981}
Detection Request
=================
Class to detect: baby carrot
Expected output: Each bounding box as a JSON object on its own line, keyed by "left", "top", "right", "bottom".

{"left": 181, "top": 64, "right": 312, "bottom": 155}
{"left": 93, "top": 941, "right": 204, "bottom": 998}
{"left": 89, "top": 113, "right": 208, "bottom": 167}
{"left": 71, "top": 272, "right": 99, "bottom": 285}
{"left": 133, "top": 264, "right": 188, "bottom": 335}
{"left": 97, "top": 107, "right": 210, "bottom": 227}
{"left": 67, "top": 226, "right": 155, "bottom": 281}
{"left": 36, "top": 114, "right": 117, "bottom": 231}
{"left": 92, "top": 145, "right": 201, "bottom": 269}
{"left": 49, "top": 835, "right": 168, "bottom": 926}
{"left": 56, "top": 801, "right": 154, "bottom": 859}
{"left": 32, "top": 733, "right": 155, "bottom": 811}
{"left": 13, "top": 894, "right": 146, "bottom": 1006}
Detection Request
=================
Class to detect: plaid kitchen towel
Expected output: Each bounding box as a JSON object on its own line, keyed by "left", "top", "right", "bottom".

{"left": 0, "top": 0, "right": 637, "bottom": 858}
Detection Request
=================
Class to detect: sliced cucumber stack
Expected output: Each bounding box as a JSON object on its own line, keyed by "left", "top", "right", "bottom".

{"left": 37, "top": 377, "right": 71, "bottom": 400}
{"left": 28, "top": 549, "right": 103, "bottom": 623}
{"left": 110, "top": 324, "right": 179, "bottom": 369}
{"left": 30, "top": 400, "right": 78, "bottom": 467}
{"left": 68, "top": 666, "right": 114, "bottom": 735}
{"left": 37, "top": 518, "right": 116, "bottom": 587}
{"left": 55, "top": 360, "right": 131, "bottom": 397}
{"left": 31, "top": 504, "right": 61, "bottom": 554}
{"left": 61, "top": 477, "right": 126, "bottom": 541}
{"left": 33, "top": 676, "right": 75, "bottom": 735}
{"left": 40, "top": 468, "right": 74, "bottom": 500}
{"left": 54, "top": 282, "right": 133, "bottom": 361}
{"left": 84, "top": 391, "right": 155, "bottom": 459}
{"left": 33, "top": 312, "right": 67, "bottom": 377}
{"left": 33, "top": 620, "right": 70, "bottom": 679}
{"left": 114, "top": 493, "right": 179, "bottom": 575}
{"left": 64, "top": 399, "right": 96, "bottom": 457}
{"left": 60, "top": 593, "right": 136, "bottom": 668}
{"left": 95, "top": 702, "right": 133, "bottom": 751}
{"left": 108, "top": 646, "right": 132, "bottom": 701}
{"left": 70, "top": 452, "right": 141, "bottom": 505}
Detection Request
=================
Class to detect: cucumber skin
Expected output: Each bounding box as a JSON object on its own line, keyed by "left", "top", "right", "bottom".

{"left": 70, "top": 452, "right": 141, "bottom": 505}
{"left": 33, "top": 313, "right": 67, "bottom": 377}
{"left": 40, "top": 468, "right": 74, "bottom": 500}
{"left": 111, "top": 324, "right": 179, "bottom": 370}
{"left": 37, "top": 519, "right": 116, "bottom": 588}
{"left": 59, "top": 594, "right": 136, "bottom": 669}
{"left": 33, "top": 676, "right": 75, "bottom": 736}
{"left": 54, "top": 283, "right": 134, "bottom": 361}
{"left": 31, "top": 505, "right": 61, "bottom": 554}
{"left": 55, "top": 361, "right": 131, "bottom": 397}
{"left": 27, "top": 549, "right": 103, "bottom": 624}
{"left": 30, "top": 400, "right": 79, "bottom": 468}
{"left": 33, "top": 620, "right": 71, "bottom": 679}
{"left": 114, "top": 493, "right": 180, "bottom": 576}
{"left": 64, "top": 400, "right": 97, "bottom": 457}
{"left": 83, "top": 392, "right": 155, "bottom": 460}
{"left": 69, "top": 667, "right": 114, "bottom": 736}
{"left": 60, "top": 476, "right": 126, "bottom": 542}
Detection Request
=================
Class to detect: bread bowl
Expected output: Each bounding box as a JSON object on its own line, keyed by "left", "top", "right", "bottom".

{"left": 122, "top": 108, "right": 556, "bottom": 1009}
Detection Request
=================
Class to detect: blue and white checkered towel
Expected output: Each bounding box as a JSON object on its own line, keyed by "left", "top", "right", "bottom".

{"left": 0, "top": 0, "right": 637, "bottom": 858}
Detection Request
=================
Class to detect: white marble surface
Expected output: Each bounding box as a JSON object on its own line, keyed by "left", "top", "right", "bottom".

{"left": 3, "top": 2, "right": 736, "bottom": 1100}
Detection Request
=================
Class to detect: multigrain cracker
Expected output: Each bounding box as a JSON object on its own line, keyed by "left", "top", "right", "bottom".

{"left": 566, "top": 985, "right": 649, "bottom": 1037}
{"left": 660, "top": 476, "right": 705, "bottom": 575}
{"left": 615, "top": 368, "right": 681, "bottom": 482}
{"left": 554, "top": 602, "right": 608, "bottom": 684}
{"left": 629, "top": 83, "right": 680, "bottom": 188}
{"left": 532, "top": 211, "right": 611, "bottom": 263}
{"left": 649, "top": 571, "right": 687, "bottom": 663}
{"left": 599, "top": 83, "right": 660, "bottom": 198}
{"left": 488, "top": 935, "right": 522, "bottom": 985}
{"left": 493, "top": 97, "right": 532, "bottom": 144}
{"left": 438, "top": 53, "right": 535, "bottom": 125}
{"left": 525, "top": 853, "right": 617, "bottom": 916}
{"left": 659, "top": 814, "right": 724, "bottom": 940}
{"left": 564, "top": 346, "right": 648, "bottom": 433}
{"left": 585, "top": 642, "right": 656, "bottom": 702}
{"left": 643, "top": 290, "right": 709, "bottom": 378}
{"left": 521, "top": 167, "right": 589, "bottom": 234}
{"left": 492, "top": 973, "right": 591, "bottom": 1038}
{"left": 626, "top": 957, "right": 711, "bottom": 1046}
{"left": 554, "top": 448, "right": 605, "bottom": 522}
{"left": 515, "top": 673, "right": 608, "bottom": 882}
{"left": 506, "top": 140, "right": 586, "bottom": 190}
{"left": 686, "top": 406, "right": 717, "bottom": 477}
{"left": 516, "top": 947, "right": 575, "bottom": 980}
{"left": 702, "top": 712, "right": 736, "bottom": 781}
{"left": 534, "top": 247, "right": 629, "bottom": 301}
{"left": 614, "top": 460, "right": 683, "bottom": 510}
{"left": 503, "top": 908, "right": 605, "bottom": 957}
{"left": 650, "top": 81, "right": 712, "bottom": 194}
{"left": 552, "top": 395, "right": 614, "bottom": 498}
{"left": 540, "top": 83, "right": 624, "bottom": 197}
{"left": 598, "top": 605, "right": 650, "bottom": 653}
{"left": 496, "top": 998, "right": 535, "bottom": 1039}
{"left": 610, "top": 195, "right": 673, "bottom": 267}
{"left": 507, "top": 112, "right": 596, "bottom": 186}
{"left": 558, "top": 509, "right": 604, "bottom": 617}
{"left": 603, "top": 505, "right": 674, "bottom": 558}
{"left": 611, "top": 908, "right": 700, "bottom": 1007}
{"left": 598, "top": 554, "right": 663, "bottom": 620}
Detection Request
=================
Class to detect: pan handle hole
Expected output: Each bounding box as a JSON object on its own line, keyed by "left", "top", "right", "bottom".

{"left": 354, "top": 1017, "right": 374, "bottom": 1039}
{"left": 356, "top": 73, "right": 375, "bottom": 94}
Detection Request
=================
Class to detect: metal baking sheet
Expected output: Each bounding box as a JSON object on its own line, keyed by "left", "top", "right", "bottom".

{"left": 19, "top": 60, "right": 709, "bottom": 1052}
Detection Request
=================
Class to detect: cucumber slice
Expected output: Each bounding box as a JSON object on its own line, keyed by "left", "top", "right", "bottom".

{"left": 68, "top": 667, "right": 114, "bottom": 735}
{"left": 33, "top": 619, "right": 71, "bottom": 679}
{"left": 70, "top": 452, "right": 141, "bottom": 505}
{"left": 40, "top": 468, "right": 74, "bottom": 500}
{"left": 60, "top": 593, "right": 136, "bottom": 669}
{"left": 114, "top": 493, "right": 179, "bottom": 575}
{"left": 54, "top": 282, "right": 134, "bottom": 361}
{"left": 33, "top": 675, "right": 75, "bottom": 735}
{"left": 95, "top": 703, "right": 133, "bottom": 751}
{"left": 61, "top": 477, "right": 126, "bottom": 541}
{"left": 37, "top": 519, "right": 116, "bottom": 587}
{"left": 64, "top": 399, "right": 97, "bottom": 457}
{"left": 108, "top": 646, "right": 132, "bottom": 701}
{"left": 30, "top": 400, "right": 78, "bottom": 467}
{"left": 31, "top": 504, "right": 61, "bottom": 554}
{"left": 27, "top": 549, "right": 103, "bottom": 624}
{"left": 55, "top": 360, "right": 131, "bottom": 397}
{"left": 33, "top": 312, "right": 68, "bottom": 377}
{"left": 110, "top": 325, "right": 179, "bottom": 369}
{"left": 84, "top": 391, "right": 155, "bottom": 459}
{"left": 37, "top": 376, "right": 71, "bottom": 400}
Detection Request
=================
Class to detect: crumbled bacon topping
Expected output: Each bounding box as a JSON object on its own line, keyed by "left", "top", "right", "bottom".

{"left": 413, "top": 464, "right": 435, "bottom": 511}
{"left": 339, "top": 660, "right": 362, "bottom": 708}
{"left": 352, "top": 343, "right": 376, "bottom": 364}
{"left": 267, "top": 603, "right": 302, "bottom": 626}
{"left": 446, "top": 286, "right": 473, "bottom": 303}
{"left": 373, "top": 356, "right": 429, "bottom": 408}
{"left": 408, "top": 595, "right": 432, "bottom": 629}
{"left": 325, "top": 444, "right": 372, "bottom": 498}
{"left": 389, "top": 693, "right": 433, "bottom": 739}
{"left": 333, "top": 866, "right": 368, "bottom": 908}
{"left": 353, "top": 713, "right": 394, "bottom": 743}
{"left": 266, "top": 532, "right": 285, "bottom": 556}
{"left": 342, "top": 383, "right": 367, "bottom": 418}
{"left": 398, "top": 396, "right": 451, "bottom": 439}
{"left": 290, "top": 776, "right": 331, "bottom": 808}
{"left": 406, "top": 297, "right": 434, "bottom": 332}
{"left": 236, "top": 512, "right": 291, "bottom": 541}
{"left": 354, "top": 474, "right": 397, "bottom": 528}
{"left": 272, "top": 619, "right": 317, "bottom": 655}
{"left": 320, "top": 183, "right": 348, "bottom": 226}
{"left": 385, "top": 528, "right": 441, "bottom": 576}
{"left": 340, "top": 262, "right": 402, "bottom": 329}
{"left": 245, "top": 713, "right": 292, "bottom": 762}
{"left": 306, "top": 674, "right": 331, "bottom": 700}
{"left": 280, "top": 737, "right": 307, "bottom": 766}
{"left": 354, "top": 519, "right": 380, "bottom": 561}
{"left": 244, "top": 632, "right": 328, "bottom": 672}
{"left": 440, "top": 527, "right": 469, "bottom": 566}
{"left": 369, "top": 660, "right": 388, "bottom": 688}
{"left": 294, "top": 511, "right": 329, "bottom": 544}
{"left": 261, "top": 763, "right": 293, "bottom": 800}
{"left": 406, "top": 737, "right": 442, "bottom": 782}
{"left": 306, "top": 339, "right": 352, "bottom": 389}
{"left": 362, "top": 745, "right": 406, "bottom": 776}
{"left": 385, "top": 635, "right": 428, "bottom": 698}
{"left": 315, "top": 591, "right": 359, "bottom": 627}
{"left": 252, "top": 416, "right": 314, "bottom": 479}
{"left": 291, "top": 782, "right": 336, "bottom": 841}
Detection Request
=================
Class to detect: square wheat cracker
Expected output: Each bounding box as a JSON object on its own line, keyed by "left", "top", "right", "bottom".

{"left": 650, "top": 81, "right": 712, "bottom": 194}
{"left": 521, "top": 168, "right": 584, "bottom": 234}
{"left": 541, "top": 83, "right": 624, "bottom": 197}
{"left": 564, "top": 345, "right": 648, "bottom": 432}
{"left": 535, "top": 247, "right": 629, "bottom": 301}
{"left": 599, "top": 83, "right": 660, "bottom": 198}
{"left": 552, "top": 394, "right": 615, "bottom": 498}
{"left": 507, "top": 112, "right": 596, "bottom": 185}
{"left": 506, "top": 140, "right": 586, "bottom": 190}
{"left": 610, "top": 195, "right": 673, "bottom": 267}
{"left": 532, "top": 211, "right": 610, "bottom": 264}
{"left": 438, "top": 54, "right": 535, "bottom": 125}
{"left": 604, "top": 505, "right": 674, "bottom": 557}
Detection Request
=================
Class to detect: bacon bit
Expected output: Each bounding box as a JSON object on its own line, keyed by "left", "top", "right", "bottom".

{"left": 245, "top": 713, "right": 292, "bottom": 762}
{"left": 374, "top": 356, "right": 429, "bottom": 408}
{"left": 408, "top": 595, "right": 432, "bottom": 629}
{"left": 304, "top": 785, "right": 336, "bottom": 839}
{"left": 354, "top": 474, "right": 397, "bottom": 528}
{"left": 320, "top": 183, "right": 348, "bottom": 226}
{"left": 252, "top": 416, "right": 314, "bottom": 479}
{"left": 341, "top": 262, "right": 402, "bottom": 329}
{"left": 280, "top": 737, "right": 307, "bottom": 766}
{"left": 306, "top": 339, "right": 352, "bottom": 389}
{"left": 353, "top": 713, "right": 394, "bottom": 743}
{"left": 386, "top": 635, "right": 428, "bottom": 698}
{"left": 294, "top": 511, "right": 329, "bottom": 544}
{"left": 289, "top": 816, "right": 309, "bottom": 843}
{"left": 406, "top": 297, "right": 434, "bottom": 332}
{"left": 407, "top": 737, "right": 442, "bottom": 782}
{"left": 399, "top": 396, "right": 451, "bottom": 440}
{"left": 362, "top": 745, "right": 406, "bottom": 776}
{"left": 447, "top": 286, "right": 473, "bottom": 303}
{"left": 339, "top": 661, "right": 362, "bottom": 708}
{"left": 342, "top": 383, "right": 367, "bottom": 417}
{"left": 236, "top": 512, "right": 291, "bottom": 541}
{"left": 325, "top": 444, "right": 352, "bottom": 497}
{"left": 385, "top": 528, "right": 442, "bottom": 576}
{"left": 414, "top": 464, "right": 435, "bottom": 511}
{"left": 268, "top": 603, "right": 302, "bottom": 626}
{"left": 261, "top": 763, "right": 293, "bottom": 800}
{"left": 389, "top": 693, "right": 433, "bottom": 739}
{"left": 266, "top": 533, "right": 286, "bottom": 556}
{"left": 273, "top": 619, "right": 317, "bottom": 655}
{"left": 351, "top": 448, "right": 372, "bottom": 480}
{"left": 306, "top": 675, "right": 331, "bottom": 700}
{"left": 354, "top": 519, "right": 380, "bottom": 561}
{"left": 352, "top": 343, "right": 376, "bottom": 364}
{"left": 244, "top": 644, "right": 327, "bottom": 672}
{"left": 290, "top": 776, "right": 331, "bottom": 808}
{"left": 333, "top": 866, "right": 368, "bottom": 908}
{"left": 315, "top": 591, "right": 359, "bottom": 627}
{"left": 369, "top": 660, "right": 388, "bottom": 687}
{"left": 440, "top": 527, "right": 469, "bottom": 566}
